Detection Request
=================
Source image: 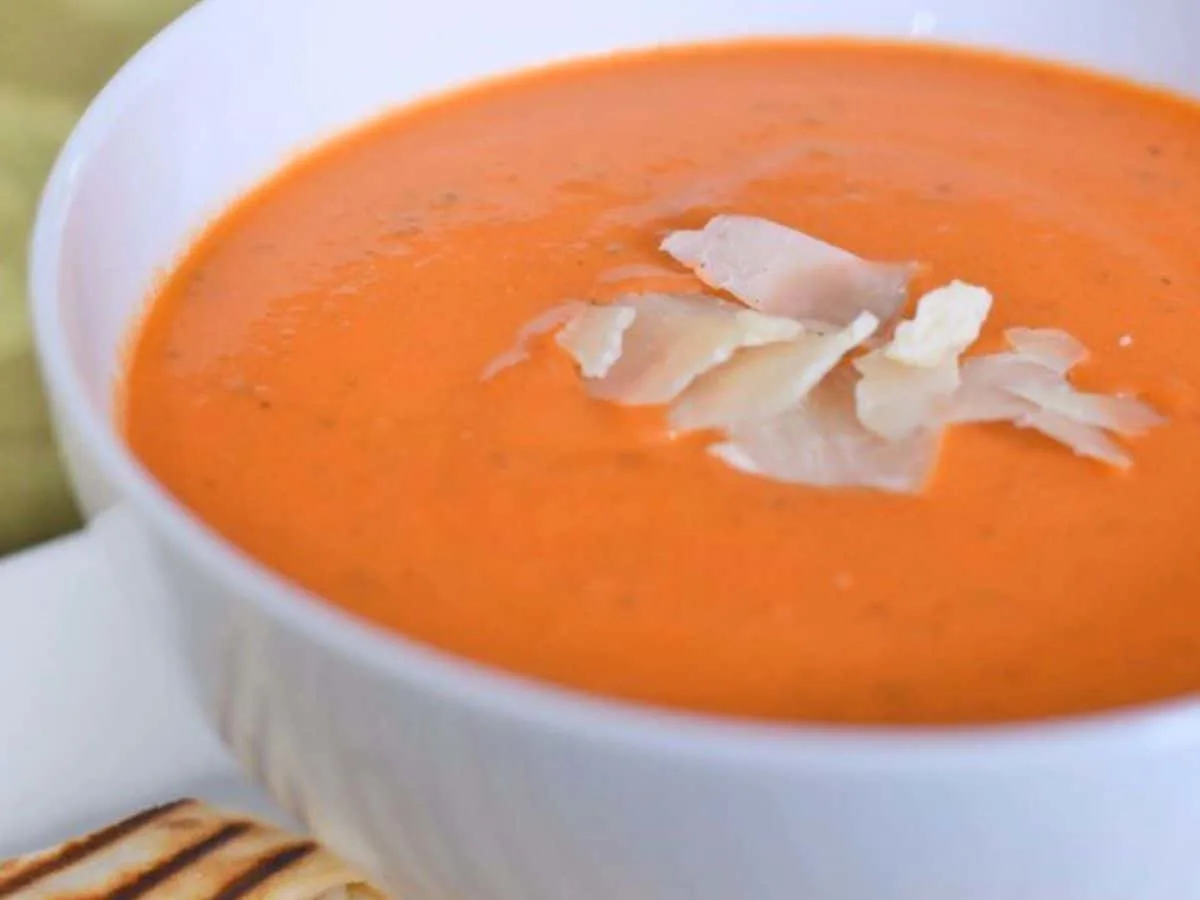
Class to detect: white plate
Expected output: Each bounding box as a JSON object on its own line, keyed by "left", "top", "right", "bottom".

{"left": 0, "top": 514, "right": 283, "bottom": 859}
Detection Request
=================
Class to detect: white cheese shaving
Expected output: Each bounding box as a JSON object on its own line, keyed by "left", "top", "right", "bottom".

{"left": 555, "top": 304, "right": 637, "bottom": 378}
{"left": 1004, "top": 326, "right": 1089, "bottom": 373}
{"left": 661, "top": 214, "right": 916, "bottom": 327}
{"left": 670, "top": 311, "right": 878, "bottom": 433}
{"left": 1006, "top": 382, "right": 1166, "bottom": 437}
{"left": 944, "top": 354, "right": 1048, "bottom": 424}
{"left": 1017, "top": 408, "right": 1132, "bottom": 470}
{"left": 710, "top": 367, "right": 942, "bottom": 494}
{"left": 947, "top": 346, "right": 1164, "bottom": 467}
{"left": 855, "top": 353, "right": 960, "bottom": 440}
{"left": 856, "top": 281, "right": 991, "bottom": 439}
{"left": 481, "top": 301, "right": 585, "bottom": 380}
{"left": 586, "top": 293, "right": 803, "bottom": 406}
{"left": 885, "top": 281, "right": 992, "bottom": 367}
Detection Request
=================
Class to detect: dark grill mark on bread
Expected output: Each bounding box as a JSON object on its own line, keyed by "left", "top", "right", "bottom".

{"left": 105, "top": 823, "right": 254, "bottom": 900}
{"left": 210, "top": 842, "right": 319, "bottom": 900}
{"left": 0, "top": 800, "right": 376, "bottom": 899}
{"left": 0, "top": 801, "right": 189, "bottom": 897}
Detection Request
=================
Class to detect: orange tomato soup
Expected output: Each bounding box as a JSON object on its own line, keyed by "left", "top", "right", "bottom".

{"left": 124, "top": 41, "right": 1200, "bottom": 725}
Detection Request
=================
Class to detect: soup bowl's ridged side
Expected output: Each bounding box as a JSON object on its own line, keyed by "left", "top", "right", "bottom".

{"left": 29, "top": 0, "right": 1200, "bottom": 897}
{"left": 157, "top": 536, "right": 1200, "bottom": 900}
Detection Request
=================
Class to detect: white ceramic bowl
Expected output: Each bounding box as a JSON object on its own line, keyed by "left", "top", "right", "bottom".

{"left": 27, "top": 1, "right": 1200, "bottom": 897}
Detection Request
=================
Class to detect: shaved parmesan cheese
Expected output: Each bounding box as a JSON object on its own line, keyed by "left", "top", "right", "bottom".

{"left": 948, "top": 350, "right": 1164, "bottom": 438}
{"left": 1005, "top": 327, "right": 1089, "bottom": 373}
{"left": 710, "top": 368, "right": 941, "bottom": 493}
{"left": 1006, "top": 382, "right": 1166, "bottom": 437}
{"left": 1017, "top": 408, "right": 1132, "bottom": 469}
{"left": 670, "top": 312, "right": 878, "bottom": 433}
{"left": 555, "top": 304, "right": 637, "bottom": 378}
{"left": 946, "top": 349, "right": 1164, "bottom": 467}
{"left": 945, "top": 353, "right": 1048, "bottom": 424}
{"left": 586, "top": 293, "right": 803, "bottom": 406}
{"left": 661, "top": 215, "right": 916, "bottom": 327}
{"left": 855, "top": 353, "right": 960, "bottom": 440}
{"left": 486, "top": 220, "right": 1164, "bottom": 486}
{"left": 945, "top": 389, "right": 1034, "bottom": 425}
{"left": 482, "top": 301, "right": 585, "bottom": 380}
{"left": 856, "top": 281, "right": 991, "bottom": 439}
{"left": 885, "top": 281, "right": 992, "bottom": 367}
{"left": 732, "top": 309, "right": 806, "bottom": 344}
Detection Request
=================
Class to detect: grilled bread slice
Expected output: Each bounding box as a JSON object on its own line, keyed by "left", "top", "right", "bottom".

{"left": 0, "top": 799, "right": 385, "bottom": 899}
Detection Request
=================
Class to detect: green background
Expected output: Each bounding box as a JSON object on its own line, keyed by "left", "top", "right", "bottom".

{"left": 0, "top": 0, "right": 193, "bottom": 553}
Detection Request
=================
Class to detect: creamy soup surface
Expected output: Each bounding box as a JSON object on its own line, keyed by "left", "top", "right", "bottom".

{"left": 123, "top": 41, "right": 1200, "bottom": 725}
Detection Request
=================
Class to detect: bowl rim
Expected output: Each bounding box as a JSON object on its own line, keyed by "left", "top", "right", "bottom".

{"left": 29, "top": 0, "right": 1200, "bottom": 771}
